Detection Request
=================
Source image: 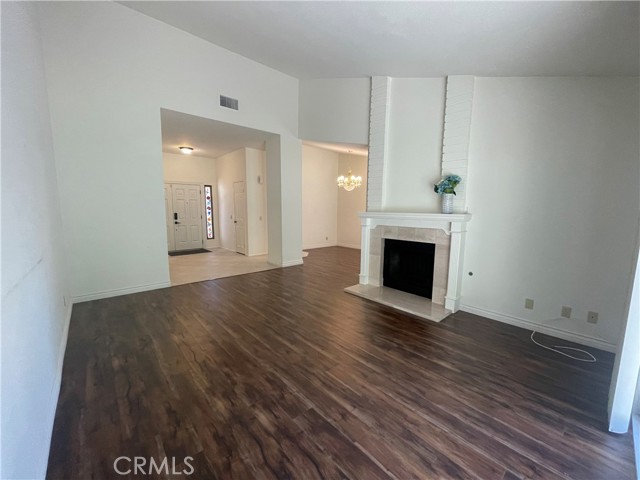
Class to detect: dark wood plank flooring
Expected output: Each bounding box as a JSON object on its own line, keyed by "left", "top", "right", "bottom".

{"left": 47, "top": 247, "right": 636, "bottom": 479}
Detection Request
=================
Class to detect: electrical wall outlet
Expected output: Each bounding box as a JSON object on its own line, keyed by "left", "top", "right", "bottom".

{"left": 587, "top": 311, "right": 599, "bottom": 324}
{"left": 525, "top": 298, "right": 534, "bottom": 310}
{"left": 561, "top": 306, "right": 572, "bottom": 318}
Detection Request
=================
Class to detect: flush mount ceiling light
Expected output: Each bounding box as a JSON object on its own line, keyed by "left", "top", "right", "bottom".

{"left": 179, "top": 146, "right": 194, "bottom": 154}
{"left": 337, "top": 168, "right": 362, "bottom": 191}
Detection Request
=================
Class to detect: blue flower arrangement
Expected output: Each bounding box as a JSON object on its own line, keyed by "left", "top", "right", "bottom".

{"left": 433, "top": 175, "right": 462, "bottom": 195}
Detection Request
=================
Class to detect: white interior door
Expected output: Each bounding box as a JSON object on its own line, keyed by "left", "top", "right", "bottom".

{"left": 172, "top": 183, "right": 203, "bottom": 251}
{"left": 164, "top": 184, "right": 175, "bottom": 251}
{"left": 233, "top": 181, "right": 247, "bottom": 255}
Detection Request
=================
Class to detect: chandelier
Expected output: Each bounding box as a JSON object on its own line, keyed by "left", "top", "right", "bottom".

{"left": 337, "top": 169, "right": 362, "bottom": 191}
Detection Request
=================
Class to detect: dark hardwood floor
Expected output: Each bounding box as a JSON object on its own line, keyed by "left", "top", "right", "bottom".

{"left": 47, "top": 247, "right": 636, "bottom": 479}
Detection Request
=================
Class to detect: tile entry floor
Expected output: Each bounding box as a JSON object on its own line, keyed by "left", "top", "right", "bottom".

{"left": 169, "top": 248, "right": 278, "bottom": 285}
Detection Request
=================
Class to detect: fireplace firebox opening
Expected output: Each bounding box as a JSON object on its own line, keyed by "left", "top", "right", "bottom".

{"left": 383, "top": 239, "right": 436, "bottom": 299}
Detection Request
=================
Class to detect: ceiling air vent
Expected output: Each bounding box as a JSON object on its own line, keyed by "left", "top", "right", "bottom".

{"left": 220, "top": 95, "right": 239, "bottom": 110}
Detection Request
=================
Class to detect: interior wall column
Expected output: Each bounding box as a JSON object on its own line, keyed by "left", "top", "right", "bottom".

{"left": 441, "top": 75, "right": 475, "bottom": 213}
{"left": 266, "top": 133, "right": 303, "bottom": 267}
{"left": 366, "top": 76, "right": 391, "bottom": 212}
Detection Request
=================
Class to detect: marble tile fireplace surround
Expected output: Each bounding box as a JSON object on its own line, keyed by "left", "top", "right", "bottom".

{"left": 345, "top": 212, "right": 471, "bottom": 322}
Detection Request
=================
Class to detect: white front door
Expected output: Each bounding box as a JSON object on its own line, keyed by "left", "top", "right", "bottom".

{"left": 172, "top": 183, "right": 203, "bottom": 251}
{"left": 233, "top": 181, "right": 247, "bottom": 255}
{"left": 164, "top": 184, "right": 175, "bottom": 251}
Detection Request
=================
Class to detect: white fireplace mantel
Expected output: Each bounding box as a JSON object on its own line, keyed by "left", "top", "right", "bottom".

{"left": 358, "top": 212, "right": 471, "bottom": 232}
{"left": 356, "top": 212, "right": 472, "bottom": 314}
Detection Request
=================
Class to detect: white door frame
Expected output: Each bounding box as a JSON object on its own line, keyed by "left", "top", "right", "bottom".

{"left": 164, "top": 184, "right": 176, "bottom": 251}
{"left": 233, "top": 181, "right": 248, "bottom": 255}
{"left": 608, "top": 225, "right": 640, "bottom": 434}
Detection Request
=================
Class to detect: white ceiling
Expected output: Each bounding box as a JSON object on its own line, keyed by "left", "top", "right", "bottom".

{"left": 123, "top": 1, "right": 639, "bottom": 79}
{"left": 160, "top": 109, "right": 274, "bottom": 159}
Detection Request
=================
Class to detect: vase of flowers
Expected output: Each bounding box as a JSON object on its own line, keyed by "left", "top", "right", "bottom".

{"left": 434, "top": 175, "right": 461, "bottom": 214}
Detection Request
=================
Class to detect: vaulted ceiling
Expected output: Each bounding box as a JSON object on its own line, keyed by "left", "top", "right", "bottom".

{"left": 122, "top": 1, "right": 639, "bottom": 79}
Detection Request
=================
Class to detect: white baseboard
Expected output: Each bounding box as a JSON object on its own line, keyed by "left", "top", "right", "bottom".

{"left": 281, "top": 259, "right": 304, "bottom": 267}
{"left": 337, "top": 243, "right": 361, "bottom": 250}
{"left": 302, "top": 242, "right": 338, "bottom": 250}
{"left": 72, "top": 281, "right": 171, "bottom": 303}
{"left": 39, "top": 302, "right": 73, "bottom": 478}
{"left": 460, "top": 304, "right": 617, "bottom": 352}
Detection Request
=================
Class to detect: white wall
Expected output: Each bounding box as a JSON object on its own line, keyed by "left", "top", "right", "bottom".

{"left": 1, "top": 3, "right": 71, "bottom": 478}
{"left": 163, "top": 153, "right": 220, "bottom": 249}
{"left": 337, "top": 153, "right": 367, "bottom": 249}
{"left": 37, "top": 1, "right": 301, "bottom": 301}
{"left": 245, "top": 148, "right": 268, "bottom": 256}
{"left": 299, "top": 78, "right": 371, "bottom": 145}
{"left": 216, "top": 148, "right": 247, "bottom": 251}
{"left": 462, "top": 77, "right": 640, "bottom": 348}
{"left": 217, "top": 148, "right": 269, "bottom": 256}
{"left": 302, "top": 145, "right": 339, "bottom": 249}
{"left": 384, "top": 78, "right": 446, "bottom": 212}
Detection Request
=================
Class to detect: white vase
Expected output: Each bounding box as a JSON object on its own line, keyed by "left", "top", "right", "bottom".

{"left": 441, "top": 193, "right": 454, "bottom": 214}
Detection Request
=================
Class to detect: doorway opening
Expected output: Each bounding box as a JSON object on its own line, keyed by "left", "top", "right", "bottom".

{"left": 160, "top": 108, "right": 278, "bottom": 285}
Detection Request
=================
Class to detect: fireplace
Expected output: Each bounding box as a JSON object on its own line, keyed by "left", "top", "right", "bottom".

{"left": 383, "top": 239, "right": 435, "bottom": 299}
{"left": 345, "top": 212, "right": 471, "bottom": 322}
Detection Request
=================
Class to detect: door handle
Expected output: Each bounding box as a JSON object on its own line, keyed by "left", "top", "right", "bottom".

{"left": 234, "top": 220, "right": 237, "bottom": 224}
{"left": 174, "top": 221, "right": 180, "bottom": 225}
